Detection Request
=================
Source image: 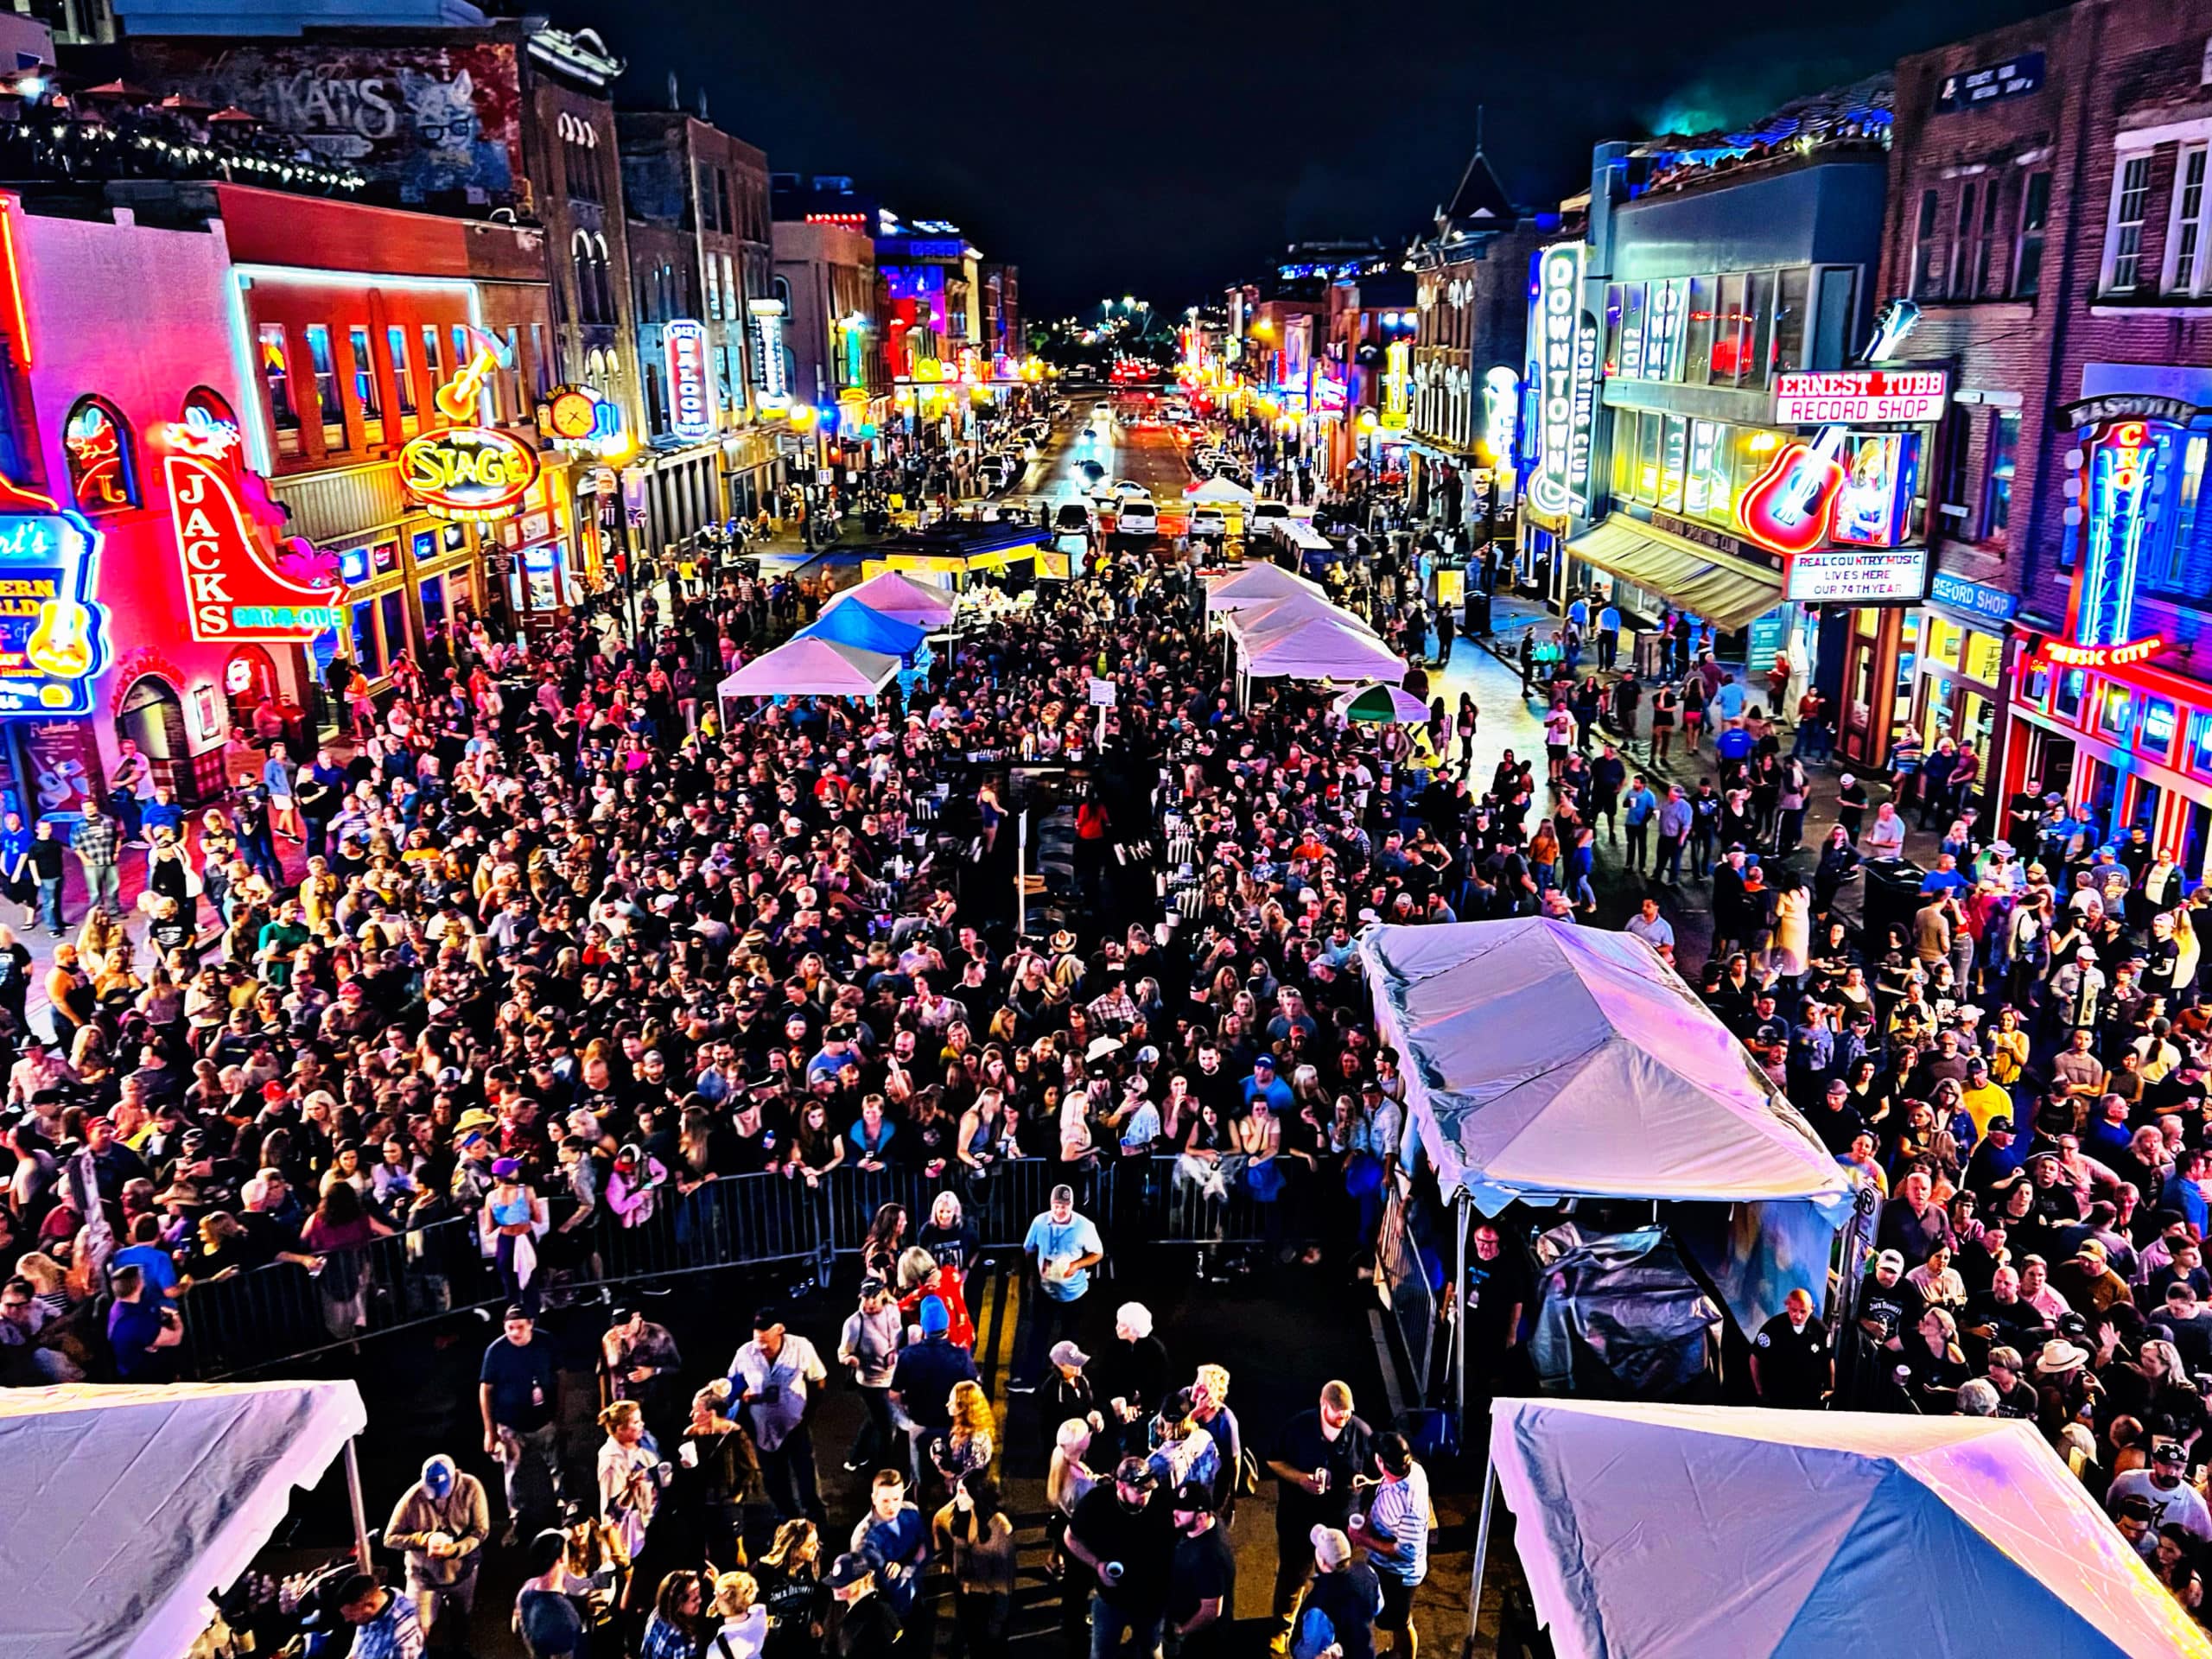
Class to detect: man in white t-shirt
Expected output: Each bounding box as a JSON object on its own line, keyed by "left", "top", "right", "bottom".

{"left": 728, "top": 1305, "right": 830, "bottom": 1523}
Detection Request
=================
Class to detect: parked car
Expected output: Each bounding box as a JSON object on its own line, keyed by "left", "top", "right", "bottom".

{"left": 1117, "top": 499, "right": 1159, "bottom": 537}
{"left": 1189, "top": 505, "right": 1230, "bottom": 540}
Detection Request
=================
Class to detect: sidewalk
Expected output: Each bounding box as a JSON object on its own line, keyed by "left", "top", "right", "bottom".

{"left": 1458, "top": 588, "right": 1954, "bottom": 939}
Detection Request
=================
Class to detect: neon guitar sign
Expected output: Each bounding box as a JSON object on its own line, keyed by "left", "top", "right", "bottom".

{"left": 398, "top": 329, "right": 539, "bottom": 523}
{"left": 1737, "top": 426, "right": 1848, "bottom": 557}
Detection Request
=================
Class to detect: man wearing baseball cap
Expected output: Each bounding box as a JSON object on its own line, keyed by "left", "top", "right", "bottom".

{"left": 1168, "top": 1479, "right": 1234, "bottom": 1659}
{"left": 2108, "top": 1440, "right": 2212, "bottom": 1557}
{"left": 1065, "top": 1456, "right": 1176, "bottom": 1658}
{"left": 1288, "top": 1525, "right": 1382, "bottom": 1659}
{"left": 823, "top": 1551, "right": 901, "bottom": 1659}
{"left": 1013, "top": 1183, "right": 1103, "bottom": 1395}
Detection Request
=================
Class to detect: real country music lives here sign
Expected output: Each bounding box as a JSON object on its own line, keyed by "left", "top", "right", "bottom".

{"left": 1784, "top": 545, "right": 1931, "bottom": 604}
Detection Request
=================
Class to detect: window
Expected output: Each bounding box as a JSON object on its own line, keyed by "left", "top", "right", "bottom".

{"left": 2202, "top": 34, "right": 2212, "bottom": 84}
{"left": 303, "top": 323, "right": 342, "bottom": 438}
{"left": 1971, "top": 181, "right": 2000, "bottom": 297}
{"left": 531, "top": 324, "right": 550, "bottom": 398}
{"left": 422, "top": 325, "right": 444, "bottom": 397}
{"left": 1951, "top": 183, "right": 1978, "bottom": 297}
{"left": 2171, "top": 147, "right": 2212, "bottom": 295}
{"left": 348, "top": 325, "right": 382, "bottom": 437}
{"left": 723, "top": 254, "right": 739, "bottom": 317}
{"left": 2016, "top": 171, "right": 2050, "bottom": 297}
{"left": 1682, "top": 276, "right": 1714, "bottom": 383}
{"left": 1637, "top": 409, "right": 1662, "bottom": 499}
{"left": 1709, "top": 273, "right": 1747, "bottom": 386}
{"left": 707, "top": 254, "right": 722, "bottom": 322}
{"left": 1939, "top": 409, "right": 1972, "bottom": 521}
{"left": 385, "top": 325, "right": 416, "bottom": 420}
{"left": 1770, "top": 268, "right": 1808, "bottom": 373}
{"left": 1983, "top": 410, "right": 2019, "bottom": 543}
{"left": 61, "top": 397, "right": 137, "bottom": 515}
{"left": 2106, "top": 155, "right": 2153, "bottom": 293}
{"left": 501, "top": 328, "right": 522, "bottom": 423}
{"left": 257, "top": 323, "right": 300, "bottom": 452}
{"left": 1657, "top": 415, "right": 1687, "bottom": 509}
{"left": 1611, "top": 408, "right": 1639, "bottom": 501}
{"left": 1913, "top": 189, "right": 1947, "bottom": 299}
{"left": 1743, "top": 270, "right": 1775, "bottom": 391}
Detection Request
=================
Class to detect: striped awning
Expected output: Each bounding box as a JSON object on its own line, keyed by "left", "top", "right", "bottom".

{"left": 1564, "top": 518, "right": 1783, "bottom": 633}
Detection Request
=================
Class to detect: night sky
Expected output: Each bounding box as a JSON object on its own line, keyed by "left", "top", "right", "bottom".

{"left": 563, "top": 0, "right": 2058, "bottom": 315}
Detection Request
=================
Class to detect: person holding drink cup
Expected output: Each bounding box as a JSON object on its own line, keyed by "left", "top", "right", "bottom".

{"left": 1349, "top": 1433, "right": 1430, "bottom": 1659}
{"left": 1267, "top": 1380, "right": 1372, "bottom": 1654}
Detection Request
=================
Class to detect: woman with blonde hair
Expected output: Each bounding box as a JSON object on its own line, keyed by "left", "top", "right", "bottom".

{"left": 709, "top": 1569, "right": 767, "bottom": 1659}
{"left": 937, "top": 1378, "right": 996, "bottom": 1484}
{"left": 596, "top": 1397, "right": 664, "bottom": 1567}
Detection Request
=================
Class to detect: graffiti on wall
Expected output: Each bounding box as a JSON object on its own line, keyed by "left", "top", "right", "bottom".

{"left": 129, "top": 41, "right": 525, "bottom": 205}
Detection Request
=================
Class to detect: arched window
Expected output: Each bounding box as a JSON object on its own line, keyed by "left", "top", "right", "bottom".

{"left": 63, "top": 396, "right": 138, "bottom": 515}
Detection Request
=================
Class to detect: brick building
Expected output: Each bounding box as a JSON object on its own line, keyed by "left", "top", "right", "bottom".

{"left": 1886, "top": 0, "right": 2212, "bottom": 872}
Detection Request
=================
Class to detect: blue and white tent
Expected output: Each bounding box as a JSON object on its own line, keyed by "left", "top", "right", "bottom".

{"left": 1490, "top": 1398, "right": 2210, "bottom": 1659}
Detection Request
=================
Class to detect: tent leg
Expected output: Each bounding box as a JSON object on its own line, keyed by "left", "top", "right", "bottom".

{"left": 1453, "top": 1195, "right": 1469, "bottom": 1444}
{"left": 345, "top": 1439, "right": 372, "bottom": 1573}
{"left": 1464, "top": 1453, "right": 1497, "bottom": 1658}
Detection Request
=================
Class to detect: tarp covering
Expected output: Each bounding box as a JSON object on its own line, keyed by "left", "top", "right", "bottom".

{"left": 1235, "top": 614, "right": 1406, "bottom": 683}
{"left": 1490, "top": 1397, "right": 2212, "bottom": 1659}
{"left": 716, "top": 636, "right": 899, "bottom": 700}
{"left": 1359, "top": 919, "right": 1849, "bottom": 1216}
{"left": 1527, "top": 1226, "right": 1720, "bottom": 1399}
{"left": 797, "top": 598, "right": 929, "bottom": 660}
{"left": 0, "top": 1380, "right": 367, "bottom": 1659}
{"left": 823, "top": 570, "right": 957, "bottom": 627}
{"left": 1184, "top": 474, "right": 1256, "bottom": 505}
{"left": 1204, "top": 562, "right": 1321, "bottom": 611}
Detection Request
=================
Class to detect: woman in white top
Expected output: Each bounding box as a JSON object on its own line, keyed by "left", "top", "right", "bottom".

{"left": 708, "top": 1570, "right": 768, "bottom": 1659}
{"left": 596, "top": 1399, "right": 664, "bottom": 1564}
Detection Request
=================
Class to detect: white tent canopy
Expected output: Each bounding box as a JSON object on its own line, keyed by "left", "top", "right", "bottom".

{"left": 716, "top": 636, "right": 899, "bottom": 700}
{"left": 1234, "top": 613, "right": 1406, "bottom": 682}
{"left": 823, "top": 569, "right": 957, "bottom": 628}
{"left": 1220, "top": 589, "right": 1382, "bottom": 641}
{"left": 1184, "top": 474, "right": 1256, "bottom": 505}
{"left": 0, "top": 1380, "right": 368, "bottom": 1659}
{"left": 1360, "top": 918, "right": 1848, "bottom": 1213}
{"left": 1204, "top": 562, "right": 1322, "bottom": 612}
{"left": 1489, "top": 1397, "right": 2212, "bottom": 1659}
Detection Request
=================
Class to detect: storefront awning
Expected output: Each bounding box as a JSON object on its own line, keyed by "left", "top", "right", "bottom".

{"left": 1565, "top": 518, "right": 1782, "bottom": 633}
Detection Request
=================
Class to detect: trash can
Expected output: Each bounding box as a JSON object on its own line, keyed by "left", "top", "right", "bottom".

{"left": 1465, "top": 589, "right": 1494, "bottom": 637}
{"left": 1859, "top": 856, "right": 1926, "bottom": 950}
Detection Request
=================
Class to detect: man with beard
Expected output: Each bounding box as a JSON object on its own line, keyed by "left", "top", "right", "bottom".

{"left": 1065, "top": 1458, "right": 1176, "bottom": 1659}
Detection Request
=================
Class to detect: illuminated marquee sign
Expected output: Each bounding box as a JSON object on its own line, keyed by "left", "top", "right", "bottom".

{"left": 1774, "top": 368, "right": 1950, "bottom": 425}
{"left": 1784, "top": 546, "right": 1929, "bottom": 604}
{"left": 162, "top": 431, "right": 342, "bottom": 642}
{"left": 0, "top": 477, "right": 111, "bottom": 717}
{"left": 1529, "top": 243, "right": 1586, "bottom": 517}
{"left": 2039, "top": 638, "right": 2164, "bottom": 669}
{"left": 748, "top": 300, "right": 791, "bottom": 401}
{"left": 398, "top": 337, "right": 540, "bottom": 523}
{"left": 538, "top": 385, "right": 627, "bottom": 458}
{"left": 1484, "top": 365, "right": 1520, "bottom": 467}
{"left": 664, "top": 318, "right": 716, "bottom": 441}
{"left": 1569, "top": 307, "right": 1599, "bottom": 507}
{"left": 1381, "top": 340, "right": 1409, "bottom": 429}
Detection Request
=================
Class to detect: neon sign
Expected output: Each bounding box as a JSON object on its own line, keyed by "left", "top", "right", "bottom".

{"left": 1773, "top": 368, "right": 1949, "bottom": 426}
{"left": 1738, "top": 426, "right": 1848, "bottom": 556}
{"left": 63, "top": 402, "right": 137, "bottom": 516}
{"left": 1529, "top": 243, "right": 1586, "bottom": 517}
{"left": 539, "top": 385, "right": 628, "bottom": 458}
{"left": 0, "top": 476, "right": 110, "bottom": 717}
{"left": 1381, "top": 340, "right": 1409, "bottom": 429}
{"left": 163, "top": 432, "right": 342, "bottom": 642}
{"left": 664, "top": 318, "right": 716, "bottom": 441}
{"left": 2077, "top": 419, "right": 2164, "bottom": 651}
{"left": 1483, "top": 366, "right": 1519, "bottom": 467}
{"left": 2039, "top": 638, "right": 2164, "bottom": 669}
{"left": 399, "top": 337, "right": 539, "bottom": 522}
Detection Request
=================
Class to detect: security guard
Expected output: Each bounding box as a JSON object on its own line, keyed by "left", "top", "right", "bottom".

{"left": 1750, "top": 1287, "right": 1832, "bottom": 1408}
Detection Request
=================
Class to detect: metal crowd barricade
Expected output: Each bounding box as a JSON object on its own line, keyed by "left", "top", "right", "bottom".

{"left": 1374, "top": 1179, "right": 1439, "bottom": 1403}
{"left": 175, "top": 1156, "right": 1327, "bottom": 1380}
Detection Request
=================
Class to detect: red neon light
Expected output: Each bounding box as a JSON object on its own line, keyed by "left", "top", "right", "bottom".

{"left": 2038, "top": 637, "right": 2164, "bottom": 669}
{"left": 1738, "top": 435, "right": 1846, "bottom": 556}
{"left": 0, "top": 197, "right": 30, "bottom": 369}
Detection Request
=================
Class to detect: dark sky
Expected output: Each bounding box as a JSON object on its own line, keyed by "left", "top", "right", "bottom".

{"left": 561, "top": 0, "right": 2056, "bottom": 316}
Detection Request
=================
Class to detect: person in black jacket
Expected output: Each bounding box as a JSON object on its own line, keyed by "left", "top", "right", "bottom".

{"left": 1090, "top": 1303, "right": 1169, "bottom": 1460}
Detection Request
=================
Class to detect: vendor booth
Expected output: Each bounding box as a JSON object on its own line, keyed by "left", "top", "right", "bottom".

{"left": 1484, "top": 1397, "right": 2209, "bottom": 1659}
{"left": 1357, "top": 919, "right": 1853, "bottom": 1426}
{"left": 821, "top": 569, "right": 957, "bottom": 629}
{"left": 715, "top": 636, "right": 899, "bottom": 708}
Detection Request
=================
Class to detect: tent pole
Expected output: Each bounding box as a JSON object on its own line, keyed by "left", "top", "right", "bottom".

{"left": 1016, "top": 807, "right": 1029, "bottom": 936}
{"left": 1465, "top": 1452, "right": 1497, "bottom": 1658}
{"left": 344, "top": 1439, "right": 372, "bottom": 1572}
{"left": 1453, "top": 1193, "right": 1469, "bottom": 1444}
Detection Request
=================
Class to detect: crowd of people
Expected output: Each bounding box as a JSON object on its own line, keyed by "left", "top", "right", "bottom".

{"left": 0, "top": 397, "right": 1468, "bottom": 1659}
{"left": 22, "top": 372, "right": 2212, "bottom": 1648}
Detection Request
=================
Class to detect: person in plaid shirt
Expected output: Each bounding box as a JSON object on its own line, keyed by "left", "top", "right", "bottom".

{"left": 334, "top": 1572, "right": 425, "bottom": 1659}
{"left": 70, "top": 797, "right": 119, "bottom": 912}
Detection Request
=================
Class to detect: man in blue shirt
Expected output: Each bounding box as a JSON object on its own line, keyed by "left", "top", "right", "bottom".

{"left": 1596, "top": 601, "right": 1622, "bottom": 671}
{"left": 1621, "top": 776, "right": 1658, "bottom": 874}
{"left": 107, "top": 1264, "right": 181, "bottom": 1382}
{"left": 1241, "top": 1054, "right": 1294, "bottom": 1116}
{"left": 1012, "top": 1185, "right": 1103, "bottom": 1393}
